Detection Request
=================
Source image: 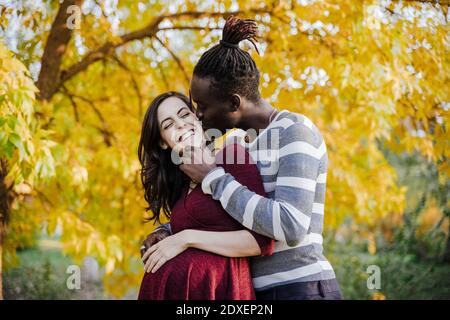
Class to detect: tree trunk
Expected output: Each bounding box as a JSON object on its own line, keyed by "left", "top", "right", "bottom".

{"left": 36, "top": 0, "right": 84, "bottom": 101}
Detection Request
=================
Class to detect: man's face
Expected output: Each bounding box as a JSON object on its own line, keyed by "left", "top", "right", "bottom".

{"left": 189, "top": 75, "right": 236, "bottom": 134}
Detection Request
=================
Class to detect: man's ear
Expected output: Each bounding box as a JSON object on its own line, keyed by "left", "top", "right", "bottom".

{"left": 230, "top": 94, "right": 241, "bottom": 112}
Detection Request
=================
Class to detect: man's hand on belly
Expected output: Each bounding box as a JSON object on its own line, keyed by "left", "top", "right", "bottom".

{"left": 142, "top": 230, "right": 190, "bottom": 273}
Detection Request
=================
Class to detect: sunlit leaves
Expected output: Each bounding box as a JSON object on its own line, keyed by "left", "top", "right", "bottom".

{"left": 0, "top": 42, "right": 56, "bottom": 268}
{"left": 1, "top": 0, "right": 448, "bottom": 297}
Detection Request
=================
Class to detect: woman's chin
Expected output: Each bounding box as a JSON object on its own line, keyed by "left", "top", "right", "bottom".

{"left": 178, "top": 135, "right": 203, "bottom": 149}
{"left": 192, "top": 133, "right": 206, "bottom": 148}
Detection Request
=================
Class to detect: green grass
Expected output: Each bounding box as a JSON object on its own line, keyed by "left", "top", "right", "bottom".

{"left": 4, "top": 240, "right": 450, "bottom": 300}
{"left": 3, "top": 245, "right": 105, "bottom": 300}
{"left": 330, "top": 246, "right": 450, "bottom": 300}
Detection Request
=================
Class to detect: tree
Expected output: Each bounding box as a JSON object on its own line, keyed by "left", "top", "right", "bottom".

{"left": 0, "top": 43, "right": 55, "bottom": 299}
{"left": 0, "top": 0, "right": 448, "bottom": 297}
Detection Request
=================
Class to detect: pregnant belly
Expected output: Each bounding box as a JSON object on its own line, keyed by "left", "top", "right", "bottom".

{"left": 138, "top": 248, "right": 254, "bottom": 300}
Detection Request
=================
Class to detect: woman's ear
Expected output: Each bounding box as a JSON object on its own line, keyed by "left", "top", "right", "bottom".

{"left": 230, "top": 94, "right": 241, "bottom": 112}
{"left": 159, "top": 140, "right": 169, "bottom": 150}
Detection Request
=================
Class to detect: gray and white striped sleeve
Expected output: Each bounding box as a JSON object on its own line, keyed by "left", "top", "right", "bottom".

{"left": 153, "top": 222, "right": 172, "bottom": 235}
{"left": 202, "top": 122, "right": 325, "bottom": 247}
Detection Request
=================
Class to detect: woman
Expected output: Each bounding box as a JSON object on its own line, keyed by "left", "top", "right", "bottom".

{"left": 137, "top": 91, "right": 274, "bottom": 300}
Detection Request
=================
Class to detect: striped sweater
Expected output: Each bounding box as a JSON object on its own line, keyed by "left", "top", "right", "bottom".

{"left": 201, "top": 110, "right": 336, "bottom": 291}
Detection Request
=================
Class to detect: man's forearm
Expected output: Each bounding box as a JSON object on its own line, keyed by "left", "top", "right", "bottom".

{"left": 201, "top": 123, "right": 324, "bottom": 247}
{"left": 183, "top": 229, "right": 261, "bottom": 257}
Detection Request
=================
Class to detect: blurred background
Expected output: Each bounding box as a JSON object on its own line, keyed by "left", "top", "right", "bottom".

{"left": 0, "top": 0, "right": 449, "bottom": 300}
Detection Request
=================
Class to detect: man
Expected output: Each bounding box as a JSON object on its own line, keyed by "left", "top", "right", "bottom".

{"left": 142, "top": 16, "right": 342, "bottom": 300}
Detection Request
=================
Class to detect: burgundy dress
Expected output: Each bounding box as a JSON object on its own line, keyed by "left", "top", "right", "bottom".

{"left": 138, "top": 144, "right": 274, "bottom": 300}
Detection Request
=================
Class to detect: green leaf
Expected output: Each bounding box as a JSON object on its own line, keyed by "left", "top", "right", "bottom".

{"left": 9, "top": 132, "right": 28, "bottom": 160}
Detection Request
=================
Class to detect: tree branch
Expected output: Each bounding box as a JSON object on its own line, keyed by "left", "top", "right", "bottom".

{"left": 61, "top": 85, "right": 80, "bottom": 122}
{"left": 149, "top": 42, "right": 169, "bottom": 90}
{"left": 400, "top": 0, "right": 449, "bottom": 5}
{"left": 61, "top": 90, "right": 116, "bottom": 146}
{"left": 51, "top": 8, "right": 272, "bottom": 99}
{"left": 111, "top": 55, "right": 144, "bottom": 119}
{"left": 158, "top": 26, "right": 222, "bottom": 31}
{"left": 58, "top": 16, "right": 163, "bottom": 87}
{"left": 154, "top": 35, "right": 190, "bottom": 86}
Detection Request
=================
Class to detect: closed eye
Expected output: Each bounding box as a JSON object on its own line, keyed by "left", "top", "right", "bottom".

{"left": 163, "top": 122, "right": 174, "bottom": 130}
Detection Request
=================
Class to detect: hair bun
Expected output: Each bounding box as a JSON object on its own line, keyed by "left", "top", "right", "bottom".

{"left": 221, "top": 16, "right": 259, "bottom": 54}
{"left": 219, "top": 40, "right": 239, "bottom": 49}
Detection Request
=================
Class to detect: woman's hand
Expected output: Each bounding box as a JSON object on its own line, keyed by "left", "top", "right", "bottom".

{"left": 142, "top": 230, "right": 191, "bottom": 273}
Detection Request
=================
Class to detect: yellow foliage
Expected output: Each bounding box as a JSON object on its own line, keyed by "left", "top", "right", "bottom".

{"left": 1, "top": 0, "right": 449, "bottom": 296}
{"left": 416, "top": 203, "right": 449, "bottom": 238}
{"left": 368, "top": 233, "right": 377, "bottom": 255}
{"left": 372, "top": 292, "right": 387, "bottom": 300}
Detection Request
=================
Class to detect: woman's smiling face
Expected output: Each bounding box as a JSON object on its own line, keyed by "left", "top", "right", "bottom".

{"left": 157, "top": 96, "right": 204, "bottom": 150}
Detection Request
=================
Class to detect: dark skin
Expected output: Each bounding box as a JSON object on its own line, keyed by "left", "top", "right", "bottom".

{"left": 191, "top": 75, "right": 277, "bottom": 134}
{"left": 141, "top": 229, "right": 170, "bottom": 258}
{"left": 141, "top": 75, "right": 278, "bottom": 262}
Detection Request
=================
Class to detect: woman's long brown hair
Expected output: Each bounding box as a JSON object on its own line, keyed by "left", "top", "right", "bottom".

{"left": 138, "top": 91, "right": 192, "bottom": 224}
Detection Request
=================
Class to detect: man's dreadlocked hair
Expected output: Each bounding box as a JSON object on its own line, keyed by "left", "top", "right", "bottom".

{"left": 193, "top": 16, "right": 261, "bottom": 103}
